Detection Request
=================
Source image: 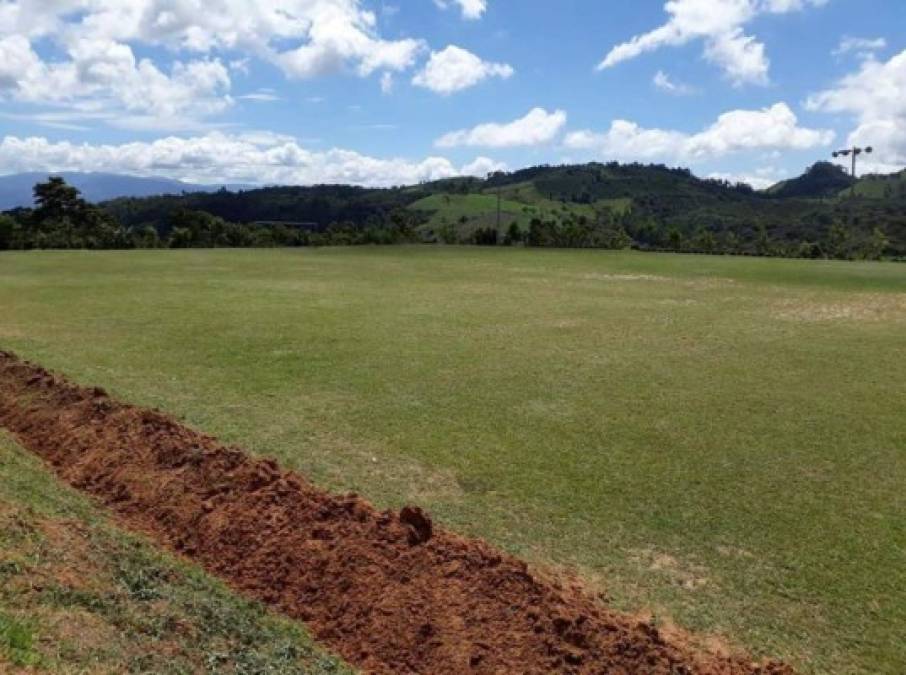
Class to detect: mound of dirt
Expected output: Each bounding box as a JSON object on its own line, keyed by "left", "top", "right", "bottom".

{"left": 0, "top": 351, "right": 793, "bottom": 674}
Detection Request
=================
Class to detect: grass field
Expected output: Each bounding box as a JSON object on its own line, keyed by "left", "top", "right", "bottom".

{"left": 0, "top": 247, "right": 904, "bottom": 673}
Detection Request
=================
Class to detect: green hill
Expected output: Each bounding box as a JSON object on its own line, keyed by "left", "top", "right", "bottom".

{"left": 766, "top": 162, "right": 855, "bottom": 198}
{"left": 6, "top": 161, "right": 904, "bottom": 258}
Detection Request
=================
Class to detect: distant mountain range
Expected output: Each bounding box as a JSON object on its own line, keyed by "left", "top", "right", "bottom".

{"left": 0, "top": 172, "right": 251, "bottom": 210}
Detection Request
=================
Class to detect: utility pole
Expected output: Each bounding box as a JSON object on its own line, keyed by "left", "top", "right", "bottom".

{"left": 496, "top": 187, "right": 501, "bottom": 232}
{"left": 832, "top": 145, "right": 873, "bottom": 178}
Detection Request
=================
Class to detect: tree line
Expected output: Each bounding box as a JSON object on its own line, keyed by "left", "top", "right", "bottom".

{"left": 0, "top": 178, "right": 420, "bottom": 250}
{"left": 1, "top": 173, "right": 902, "bottom": 261}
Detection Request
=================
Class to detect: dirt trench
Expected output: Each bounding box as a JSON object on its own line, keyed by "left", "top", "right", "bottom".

{"left": 0, "top": 351, "right": 792, "bottom": 674}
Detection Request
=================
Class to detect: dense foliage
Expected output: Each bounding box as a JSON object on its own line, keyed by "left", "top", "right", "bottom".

{"left": 2, "top": 163, "right": 904, "bottom": 260}
{"left": 1, "top": 179, "right": 422, "bottom": 250}
{"left": 765, "top": 162, "right": 856, "bottom": 199}
{"left": 0, "top": 177, "right": 130, "bottom": 250}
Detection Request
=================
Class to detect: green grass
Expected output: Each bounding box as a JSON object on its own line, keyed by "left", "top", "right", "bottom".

{"left": 485, "top": 180, "right": 633, "bottom": 217}
{"left": 0, "top": 247, "right": 904, "bottom": 673}
{"left": 410, "top": 193, "right": 536, "bottom": 233}
{"left": 0, "top": 610, "right": 39, "bottom": 668}
{"left": 409, "top": 190, "right": 626, "bottom": 238}
{"left": 849, "top": 170, "right": 906, "bottom": 199}
{"left": 0, "top": 432, "right": 351, "bottom": 673}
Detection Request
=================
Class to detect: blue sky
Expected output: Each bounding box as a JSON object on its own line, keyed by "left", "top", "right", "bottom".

{"left": 0, "top": 0, "right": 904, "bottom": 188}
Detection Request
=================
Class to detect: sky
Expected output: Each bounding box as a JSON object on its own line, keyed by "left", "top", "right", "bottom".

{"left": 0, "top": 0, "right": 904, "bottom": 189}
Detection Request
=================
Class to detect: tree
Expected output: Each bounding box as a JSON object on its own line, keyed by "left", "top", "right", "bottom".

{"left": 825, "top": 222, "right": 850, "bottom": 259}
{"left": 134, "top": 225, "right": 160, "bottom": 249}
{"left": 437, "top": 219, "right": 458, "bottom": 244}
{"left": 693, "top": 227, "right": 716, "bottom": 253}
{"left": 33, "top": 177, "right": 83, "bottom": 223}
{"left": 608, "top": 226, "right": 632, "bottom": 250}
{"left": 865, "top": 227, "right": 889, "bottom": 260}
{"left": 797, "top": 241, "right": 823, "bottom": 259}
{"left": 27, "top": 177, "right": 126, "bottom": 249}
{"left": 755, "top": 224, "right": 772, "bottom": 256}
{"left": 503, "top": 222, "right": 522, "bottom": 246}
{"left": 472, "top": 227, "right": 498, "bottom": 246}
{"left": 667, "top": 227, "right": 683, "bottom": 251}
{"left": 722, "top": 231, "right": 740, "bottom": 254}
{"left": 168, "top": 227, "right": 194, "bottom": 248}
{"left": 0, "top": 214, "right": 19, "bottom": 250}
{"left": 527, "top": 218, "right": 557, "bottom": 247}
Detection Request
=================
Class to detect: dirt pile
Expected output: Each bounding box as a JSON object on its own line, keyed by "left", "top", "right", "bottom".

{"left": 0, "top": 351, "right": 793, "bottom": 674}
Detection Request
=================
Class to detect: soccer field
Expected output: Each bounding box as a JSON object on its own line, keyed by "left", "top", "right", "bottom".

{"left": 1, "top": 247, "right": 904, "bottom": 672}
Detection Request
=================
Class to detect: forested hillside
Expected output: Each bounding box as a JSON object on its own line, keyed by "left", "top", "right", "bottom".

{"left": 2, "top": 162, "right": 904, "bottom": 259}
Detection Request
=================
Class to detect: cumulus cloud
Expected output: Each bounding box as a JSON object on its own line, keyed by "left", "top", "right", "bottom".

{"left": 0, "top": 132, "right": 502, "bottom": 187}
{"left": 412, "top": 45, "right": 513, "bottom": 95}
{"left": 434, "top": 0, "right": 487, "bottom": 20}
{"left": 0, "top": 34, "right": 233, "bottom": 128}
{"left": 0, "top": 1, "right": 428, "bottom": 128}
{"left": 436, "top": 107, "right": 567, "bottom": 148}
{"left": 564, "top": 103, "right": 834, "bottom": 162}
{"left": 597, "top": 0, "right": 828, "bottom": 86}
{"left": 806, "top": 49, "right": 906, "bottom": 173}
{"left": 2, "top": 0, "right": 425, "bottom": 76}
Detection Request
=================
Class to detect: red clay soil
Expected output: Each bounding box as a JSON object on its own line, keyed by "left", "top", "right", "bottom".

{"left": 0, "top": 351, "right": 793, "bottom": 675}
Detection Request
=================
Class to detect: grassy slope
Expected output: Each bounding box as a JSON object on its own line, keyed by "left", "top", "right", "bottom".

{"left": 0, "top": 248, "right": 904, "bottom": 673}
{"left": 409, "top": 189, "right": 629, "bottom": 238}
{"left": 849, "top": 170, "right": 906, "bottom": 198}
{"left": 410, "top": 193, "right": 528, "bottom": 228}
{"left": 0, "top": 432, "right": 351, "bottom": 673}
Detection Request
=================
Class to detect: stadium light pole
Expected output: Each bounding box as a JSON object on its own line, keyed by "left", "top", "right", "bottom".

{"left": 832, "top": 145, "right": 873, "bottom": 179}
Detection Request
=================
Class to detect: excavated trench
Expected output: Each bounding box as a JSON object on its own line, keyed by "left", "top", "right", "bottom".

{"left": 0, "top": 351, "right": 792, "bottom": 674}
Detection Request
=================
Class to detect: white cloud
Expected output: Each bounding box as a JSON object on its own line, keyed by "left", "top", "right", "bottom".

{"left": 412, "top": 45, "right": 512, "bottom": 95}
{"left": 833, "top": 36, "right": 887, "bottom": 59}
{"left": 708, "top": 166, "right": 787, "bottom": 190}
{"left": 0, "top": 34, "right": 233, "bottom": 129}
{"left": 436, "top": 107, "right": 567, "bottom": 148}
{"left": 564, "top": 102, "right": 834, "bottom": 162}
{"left": 239, "top": 89, "right": 281, "bottom": 102}
{"left": 807, "top": 49, "right": 906, "bottom": 173}
{"left": 1, "top": 110, "right": 109, "bottom": 131}
{"left": 434, "top": 0, "right": 487, "bottom": 20}
{"left": 762, "top": 0, "right": 826, "bottom": 10}
{"left": 0, "top": 35, "right": 41, "bottom": 90}
{"left": 0, "top": 132, "right": 501, "bottom": 187}
{"left": 653, "top": 70, "right": 695, "bottom": 95}
{"left": 15, "top": 0, "right": 426, "bottom": 77}
{"left": 0, "top": 1, "right": 429, "bottom": 128}
{"left": 380, "top": 71, "right": 394, "bottom": 94}
{"left": 460, "top": 156, "right": 507, "bottom": 176}
{"left": 703, "top": 28, "right": 768, "bottom": 86}
{"left": 597, "top": 0, "right": 827, "bottom": 86}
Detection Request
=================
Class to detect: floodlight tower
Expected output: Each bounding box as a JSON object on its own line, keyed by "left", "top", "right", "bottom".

{"left": 832, "top": 145, "right": 873, "bottom": 179}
